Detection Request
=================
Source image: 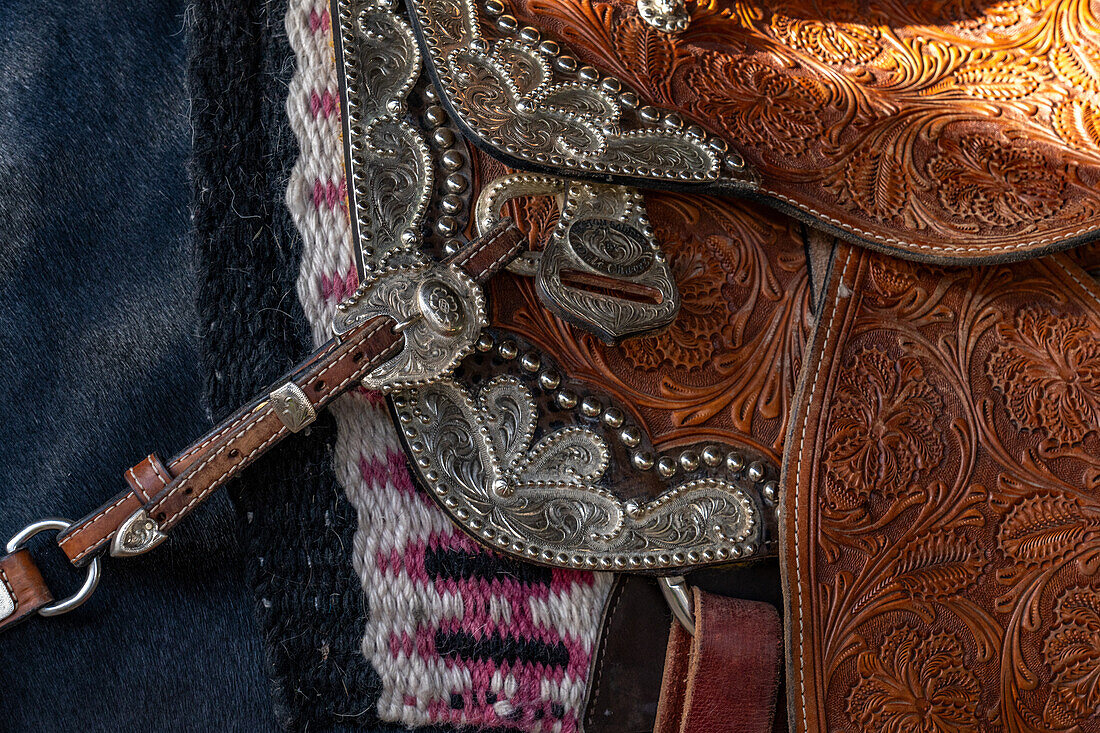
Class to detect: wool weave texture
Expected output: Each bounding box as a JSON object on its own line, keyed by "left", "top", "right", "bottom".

{"left": 284, "top": 0, "right": 614, "bottom": 731}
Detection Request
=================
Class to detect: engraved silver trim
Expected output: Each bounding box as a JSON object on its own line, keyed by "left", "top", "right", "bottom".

{"left": 270, "top": 382, "right": 318, "bottom": 433}
{"left": 477, "top": 173, "right": 679, "bottom": 341}
{"left": 110, "top": 509, "right": 167, "bottom": 558}
{"left": 409, "top": 0, "right": 756, "bottom": 189}
{"left": 336, "top": 0, "right": 433, "bottom": 274}
{"left": 395, "top": 375, "right": 759, "bottom": 569}
{"left": 335, "top": 262, "right": 487, "bottom": 390}
{"left": 0, "top": 575, "right": 14, "bottom": 622}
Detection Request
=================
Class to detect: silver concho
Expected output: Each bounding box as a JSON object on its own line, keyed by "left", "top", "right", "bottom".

{"left": 334, "top": 263, "right": 486, "bottom": 390}
{"left": 477, "top": 174, "right": 679, "bottom": 342}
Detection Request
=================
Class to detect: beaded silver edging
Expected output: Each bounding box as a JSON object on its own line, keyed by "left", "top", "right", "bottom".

{"left": 393, "top": 332, "right": 778, "bottom": 571}
{"left": 336, "top": 0, "right": 433, "bottom": 274}
{"left": 408, "top": 0, "right": 757, "bottom": 190}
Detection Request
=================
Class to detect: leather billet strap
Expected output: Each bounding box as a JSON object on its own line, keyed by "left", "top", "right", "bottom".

{"left": 0, "top": 222, "right": 523, "bottom": 631}
{"left": 655, "top": 588, "right": 782, "bottom": 733}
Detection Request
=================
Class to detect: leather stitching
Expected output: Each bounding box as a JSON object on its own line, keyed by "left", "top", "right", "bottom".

{"left": 763, "top": 188, "right": 1100, "bottom": 254}
{"left": 792, "top": 246, "right": 853, "bottom": 731}
{"left": 158, "top": 319, "right": 399, "bottom": 527}
{"left": 65, "top": 493, "right": 138, "bottom": 561}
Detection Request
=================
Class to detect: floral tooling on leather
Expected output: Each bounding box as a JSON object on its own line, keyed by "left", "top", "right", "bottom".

{"left": 785, "top": 247, "right": 1100, "bottom": 732}
{"left": 500, "top": 0, "right": 1100, "bottom": 258}
{"left": 490, "top": 190, "right": 813, "bottom": 463}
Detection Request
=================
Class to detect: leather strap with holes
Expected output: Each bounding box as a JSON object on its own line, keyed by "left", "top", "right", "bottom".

{"left": 52, "top": 221, "right": 523, "bottom": 567}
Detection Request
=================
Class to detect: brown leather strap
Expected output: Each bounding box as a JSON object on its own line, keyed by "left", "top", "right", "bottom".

{"left": 0, "top": 550, "right": 53, "bottom": 632}
{"left": 655, "top": 589, "right": 782, "bottom": 733}
{"left": 56, "top": 221, "right": 523, "bottom": 566}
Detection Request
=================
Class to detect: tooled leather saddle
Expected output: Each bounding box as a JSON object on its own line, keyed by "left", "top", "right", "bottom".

{"left": 3, "top": 1, "right": 1100, "bottom": 731}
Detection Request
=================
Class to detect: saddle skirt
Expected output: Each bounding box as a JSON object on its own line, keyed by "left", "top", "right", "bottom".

{"left": 332, "top": 0, "right": 1100, "bottom": 730}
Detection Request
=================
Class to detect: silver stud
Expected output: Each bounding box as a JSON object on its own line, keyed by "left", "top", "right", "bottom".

{"left": 496, "top": 13, "right": 518, "bottom": 31}
{"left": 440, "top": 195, "right": 462, "bottom": 215}
{"left": 762, "top": 480, "right": 779, "bottom": 504}
{"left": 498, "top": 340, "right": 518, "bottom": 360}
{"left": 726, "top": 152, "right": 746, "bottom": 170}
{"left": 538, "top": 370, "right": 560, "bottom": 390}
{"left": 444, "top": 174, "right": 467, "bottom": 194}
{"left": 619, "top": 92, "right": 639, "bottom": 109}
{"left": 423, "top": 105, "right": 447, "bottom": 127}
{"left": 520, "top": 353, "right": 541, "bottom": 372}
{"left": 679, "top": 451, "right": 700, "bottom": 472}
{"left": 469, "top": 38, "right": 489, "bottom": 53}
{"left": 602, "top": 407, "right": 624, "bottom": 428}
{"left": 599, "top": 77, "right": 621, "bottom": 94}
{"left": 443, "top": 239, "right": 461, "bottom": 255}
{"left": 624, "top": 500, "right": 641, "bottom": 518}
{"left": 619, "top": 426, "right": 641, "bottom": 447}
{"left": 708, "top": 137, "right": 728, "bottom": 153}
{"left": 555, "top": 55, "right": 578, "bottom": 73}
{"left": 638, "top": 106, "right": 660, "bottom": 123}
{"left": 484, "top": 0, "right": 505, "bottom": 13}
{"left": 581, "top": 397, "right": 601, "bottom": 417}
{"left": 657, "top": 457, "right": 677, "bottom": 477}
{"left": 726, "top": 452, "right": 745, "bottom": 472}
{"left": 476, "top": 334, "right": 494, "bottom": 351}
{"left": 632, "top": 451, "right": 654, "bottom": 470}
{"left": 686, "top": 124, "right": 705, "bottom": 138}
{"left": 538, "top": 40, "right": 559, "bottom": 56}
{"left": 436, "top": 216, "right": 458, "bottom": 237}
{"left": 662, "top": 113, "right": 683, "bottom": 130}
{"left": 441, "top": 151, "right": 464, "bottom": 172}
{"left": 747, "top": 461, "right": 766, "bottom": 483}
{"left": 519, "top": 26, "right": 540, "bottom": 43}
{"left": 423, "top": 85, "right": 438, "bottom": 102}
{"left": 578, "top": 66, "right": 599, "bottom": 83}
{"left": 702, "top": 446, "right": 722, "bottom": 467}
{"left": 432, "top": 128, "right": 455, "bottom": 148}
{"left": 556, "top": 390, "right": 578, "bottom": 409}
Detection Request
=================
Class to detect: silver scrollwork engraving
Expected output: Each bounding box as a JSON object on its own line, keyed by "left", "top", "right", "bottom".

{"left": 334, "top": 262, "right": 487, "bottom": 390}
{"left": 396, "top": 375, "right": 759, "bottom": 568}
{"left": 110, "top": 509, "right": 168, "bottom": 558}
{"left": 0, "top": 576, "right": 14, "bottom": 622}
{"left": 337, "top": 0, "right": 433, "bottom": 273}
{"left": 409, "top": 0, "right": 751, "bottom": 188}
{"left": 477, "top": 174, "right": 680, "bottom": 341}
{"left": 270, "top": 382, "right": 318, "bottom": 433}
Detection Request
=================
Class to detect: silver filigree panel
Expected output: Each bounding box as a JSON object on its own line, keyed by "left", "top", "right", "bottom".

{"left": 409, "top": 0, "right": 755, "bottom": 189}
{"left": 392, "top": 336, "right": 775, "bottom": 572}
{"left": 335, "top": 262, "right": 487, "bottom": 390}
{"left": 337, "top": 0, "right": 433, "bottom": 273}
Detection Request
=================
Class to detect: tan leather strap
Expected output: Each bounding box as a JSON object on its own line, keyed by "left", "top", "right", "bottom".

{"left": 52, "top": 221, "right": 523, "bottom": 567}
{"left": 0, "top": 550, "right": 54, "bottom": 632}
{"left": 655, "top": 589, "right": 782, "bottom": 733}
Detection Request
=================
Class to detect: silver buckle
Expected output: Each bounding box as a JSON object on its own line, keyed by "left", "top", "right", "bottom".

{"left": 6, "top": 519, "right": 102, "bottom": 617}
{"left": 659, "top": 575, "right": 695, "bottom": 635}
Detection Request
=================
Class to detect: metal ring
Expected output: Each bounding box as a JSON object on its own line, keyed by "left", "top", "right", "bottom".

{"left": 6, "top": 518, "right": 102, "bottom": 617}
